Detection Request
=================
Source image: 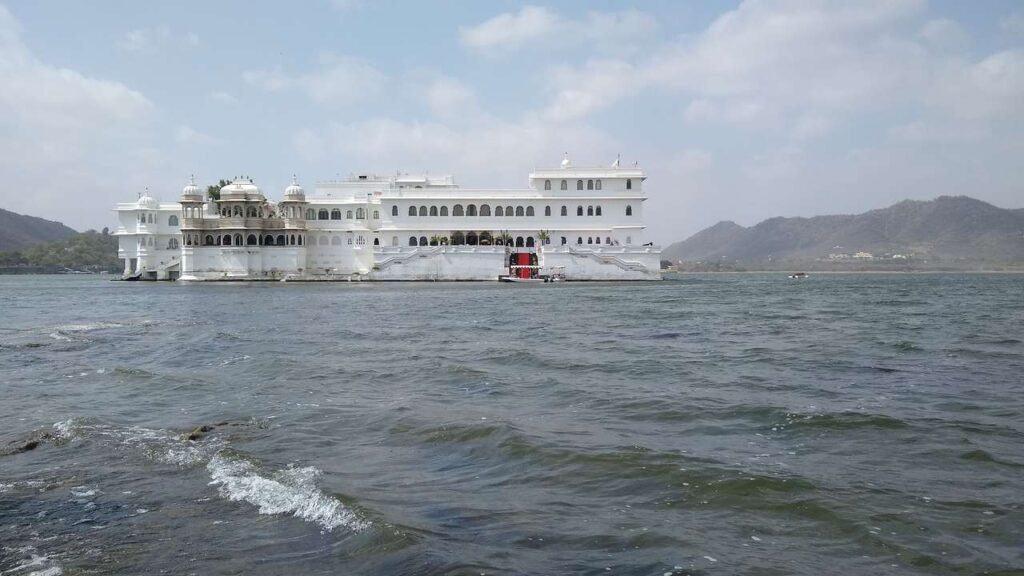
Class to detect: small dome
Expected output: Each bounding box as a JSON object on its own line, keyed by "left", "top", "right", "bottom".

{"left": 284, "top": 175, "right": 305, "bottom": 199}
{"left": 137, "top": 189, "right": 158, "bottom": 209}
{"left": 181, "top": 175, "right": 202, "bottom": 199}
{"left": 560, "top": 153, "right": 571, "bottom": 169}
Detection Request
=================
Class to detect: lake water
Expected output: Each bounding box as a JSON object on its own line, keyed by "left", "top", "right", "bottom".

{"left": 0, "top": 274, "right": 1022, "bottom": 575}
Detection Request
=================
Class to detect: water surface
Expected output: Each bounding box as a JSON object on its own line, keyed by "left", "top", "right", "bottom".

{"left": 1, "top": 274, "right": 1022, "bottom": 575}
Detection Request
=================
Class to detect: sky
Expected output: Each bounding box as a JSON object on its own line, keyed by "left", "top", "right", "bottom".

{"left": 0, "top": 0, "right": 1022, "bottom": 244}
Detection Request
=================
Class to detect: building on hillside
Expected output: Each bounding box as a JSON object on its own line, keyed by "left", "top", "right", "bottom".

{"left": 113, "top": 156, "right": 662, "bottom": 281}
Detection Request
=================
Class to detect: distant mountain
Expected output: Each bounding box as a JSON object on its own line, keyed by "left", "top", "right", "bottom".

{"left": 0, "top": 208, "right": 78, "bottom": 252}
{"left": 664, "top": 196, "right": 1024, "bottom": 266}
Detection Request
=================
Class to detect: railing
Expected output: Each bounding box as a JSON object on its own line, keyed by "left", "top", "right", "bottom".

{"left": 565, "top": 246, "right": 651, "bottom": 272}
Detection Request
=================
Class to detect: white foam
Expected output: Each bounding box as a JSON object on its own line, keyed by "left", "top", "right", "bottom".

{"left": 206, "top": 454, "right": 369, "bottom": 533}
{"left": 51, "top": 322, "right": 125, "bottom": 333}
{"left": 28, "top": 568, "right": 62, "bottom": 576}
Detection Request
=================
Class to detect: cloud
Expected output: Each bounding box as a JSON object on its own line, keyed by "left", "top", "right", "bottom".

{"left": 242, "top": 55, "right": 386, "bottom": 106}
{"left": 1000, "top": 11, "right": 1024, "bottom": 37}
{"left": 174, "top": 125, "right": 219, "bottom": 146}
{"left": 118, "top": 26, "right": 199, "bottom": 52}
{"left": 209, "top": 91, "right": 237, "bottom": 105}
{"left": 460, "top": 6, "right": 559, "bottom": 52}
{"left": 293, "top": 113, "right": 616, "bottom": 189}
{"left": 460, "top": 6, "right": 657, "bottom": 55}
{"left": 0, "top": 4, "right": 158, "bottom": 229}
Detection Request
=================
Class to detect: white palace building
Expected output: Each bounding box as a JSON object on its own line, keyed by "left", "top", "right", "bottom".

{"left": 113, "top": 156, "right": 662, "bottom": 281}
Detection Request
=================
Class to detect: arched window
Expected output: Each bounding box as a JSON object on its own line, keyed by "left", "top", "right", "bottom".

{"left": 587, "top": 237, "right": 593, "bottom": 244}
{"left": 467, "top": 204, "right": 477, "bottom": 216}
{"left": 626, "top": 205, "right": 633, "bottom": 216}
{"left": 419, "top": 236, "right": 428, "bottom": 246}
{"left": 418, "top": 206, "right": 427, "bottom": 217}
{"left": 148, "top": 214, "right": 154, "bottom": 223}
{"left": 347, "top": 237, "right": 352, "bottom": 245}
{"left": 453, "top": 204, "right": 464, "bottom": 216}
{"left": 245, "top": 234, "right": 256, "bottom": 246}
{"left": 451, "top": 231, "right": 465, "bottom": 245}
{"left": 577, "top": 237, "right": 583, "bottom": 244}
{"left": 331, "top": 236, "right": 342, "bottom": 246}
{"left": 221, "top": 235, "right": 231, "bottom": 246}
{"left": 526, "top": 237, "right": 535, "bottom": 247}
{"left": 231, "top": 233, "right": 240, "bottom": 245}
{"left": 626, "top": 179, "right": 632, "bottom": 190}
{"left": 298, "top": 236, "right": 303, "bottom": 245}
{"left": 576, "top": 180, "right": 583, "bottom": 190}
{"left": 373, "top": 237, "right": 380, "bottom": 246}
{"left": 168, "top": 215, "right": 179, "bottom": 226}
{"left": 526, "top": 206, "right": 535, "bottom": 216}
{"left": 466, "top": 231, "right": 478, "bottom": 245}
{"left": 560, "top": 180, "right": 567, "bottom": 190}
{"left": 344, "top": 210, "right": 352, "bottom": 219}
{"left": 275, "top": 235, "right": 285, "bottom": 246}
{"left": 247, "top": 206, "right": 257, "bottom": 217}
{"left": 505, "top": 205, "right": 513, "bottom": 216}
{"left": 232, "top": 206, "right": 242, "bottom": 217}
{"left": 409, "top": 206, "right": 417, "bottom": 216}
{"left": 596, "top": 206, "right": 602, "bottom": 216}
{"left": 357, "top": 236, "right": 366, "bottom": 245}
{"left": 587, "top": 206, "right": 594, "bottom": 216}
{"left": 140, "top": 213, "right": 146, "bottom": 223}
{"left": 204, "top": 235, "right": 214, "bottom": 246}
{"left": 495, "top": 206, "right": 504, "bottom": 217}
{"left": 329, "top": 209, "right": 341, "bottom": 220}
{"left": 306, "top": 209, "right": 315, "bottom": 219}
{"left": 168, "top": 238, "right": 179, "bottom": 249}
{"left": 596, "top": 180, "right": 602, "bottom": 190}
{"left": 430, "top": 206, "right": 438, "bottom": 217}
{"left": 265, "top": 235, "right": 274, "bottom": 245}
{"left": 606, "top": 236, "right": 612, "bottom": 245}
{"left": 318, "top": 209, "right": 329, "bottom": 220}
{"left": 544, "top": 180, "right": 551, "bottom": 190}
{"left": 373, "top": 210, "right": 379, "bottom": 219}
{"left": 440, "top": 206, "right": 449, "bottom": 216}
{"left": 561, "top": 206, "right": 567, "bottom": 216}
{"left": 587, "top": 179, "right": 594, "bottom": 190}
{"left": 595, "top": 237, "right": 601, "bottom": 244}
{"left": 409, "top": 236, "right": 417, "bottom": 246}
{"left": 515, "top": 236, "right": 524, "bottom": 247}
{"left": 577, "top": 206, "right": 583, "bottom": 216}
{"left": 392, "top": 205, "right": 399, "bottom": 217}
{"left": 392, "top": 236, "right": 398, "bottom": 246}
{"left": 289, "top": 234, "right": 296, "bottom": 245}
{"left": 626, "top": 236, "right": 632, "bottom": 244}
{"left": 356, "top": 208, "right": 365, "bottom": 219}
{"left": 544, "top": 206, "right": 551, "bottom": 217}
{"left": 515, "top": 206, "right": 524, "bottom": 216}
{"left": 318, "top": 235, "right": 328, "bottom": 246}
{"left": 560, "top": 236, "right": 567, "bottom": 245}
{"left": 480, "top": 204, "right": 491, "bottom": 216}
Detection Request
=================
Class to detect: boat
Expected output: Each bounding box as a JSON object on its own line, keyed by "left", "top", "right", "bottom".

{"left": 788, "top": 272, "right": 808, "bottom": 279}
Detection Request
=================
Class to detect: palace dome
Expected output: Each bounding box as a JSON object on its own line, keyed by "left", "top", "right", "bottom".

{"left": 283, "top": 175, "right": 305, "bottom": 200}
{"left": 137, "top": 190, "right": 158, "bottom": 209}
{"left": 181, "top": 175, "right": 202, "bottom": 200}
{"left": 220, "top": 177, "right": 263, "bottom": 200}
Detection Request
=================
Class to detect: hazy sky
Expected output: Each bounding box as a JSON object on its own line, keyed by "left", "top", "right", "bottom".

{"left": 1, "top": 1, "right": 1022, "bottom": 243}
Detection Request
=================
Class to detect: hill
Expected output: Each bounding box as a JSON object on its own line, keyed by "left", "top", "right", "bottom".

{"left": 0, "top": 208, "right": 78, "bottom": 252}
{"left": 664, "top": 196, "right": 1024, "bottom": 269}
{"left": 0, "top": 229, "right": 120, "bottom": 273}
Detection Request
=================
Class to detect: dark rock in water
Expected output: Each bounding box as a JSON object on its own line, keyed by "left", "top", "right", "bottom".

{"left": 187, "top": 425, "right": 216, "bottom": 441}
{"left": 2, "top": 430, "right": 54, "bottom": 455}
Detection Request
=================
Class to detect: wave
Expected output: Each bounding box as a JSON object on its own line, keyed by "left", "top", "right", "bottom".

{"left": 207, "top": 453, "right": 369, "bottom": 533}
{"left": 49, "top": 418, "right": 370, "bottom": 534}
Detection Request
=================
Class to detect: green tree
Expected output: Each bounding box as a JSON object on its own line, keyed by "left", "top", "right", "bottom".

{"left": 207, "top": 178, "right": 231, "bottom": 201}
